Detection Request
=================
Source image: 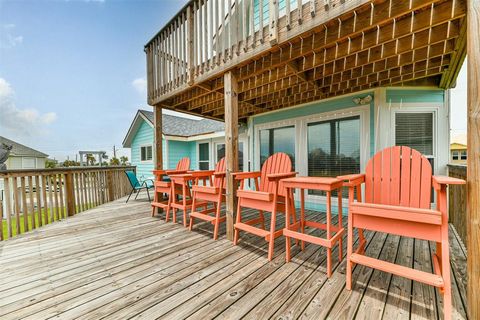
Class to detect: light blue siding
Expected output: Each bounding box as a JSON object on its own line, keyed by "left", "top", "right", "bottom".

{"left": 131, "top": 121, "right": 156, "bottom": 179}
{"left": 167, "top": 140, "right": 197, "bottom": 170}
{"left": 252, "top": 92, "right": 376, "bottom": 168}
{"left": 130, "top": 118, "right": 200, "bottom": 177}
{"left": 386, "top": 89, "right": 444, "bottom": 103}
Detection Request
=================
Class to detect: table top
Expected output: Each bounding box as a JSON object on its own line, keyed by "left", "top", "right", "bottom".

{"left": 281, "top": 176, "right": 343, "bottom": 191}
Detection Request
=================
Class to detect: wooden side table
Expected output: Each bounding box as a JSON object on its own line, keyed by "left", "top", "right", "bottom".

{"left": 282, "top": 177, "right": 344, "bottom": 277}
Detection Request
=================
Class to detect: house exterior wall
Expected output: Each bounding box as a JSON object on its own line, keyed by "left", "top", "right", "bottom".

{"left": 130, "top": 120, "right": 167, "bottom": 179}
{"left": 130, "top": 119, "right": 198, "bottom": 178}
{"left": 247, "top": 87, "right": 450, "bottom": 212}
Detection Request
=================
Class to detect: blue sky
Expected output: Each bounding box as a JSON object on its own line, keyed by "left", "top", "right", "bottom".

{"left": 0, "top": 0, "right": 467, "bottom": 161}
{"left": 0, "top": 0, "right": 189, "bottom": 161}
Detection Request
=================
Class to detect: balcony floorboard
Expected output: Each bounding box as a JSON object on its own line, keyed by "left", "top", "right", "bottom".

{"left": 0, "top": 195, "right": 467, "bottom": 319}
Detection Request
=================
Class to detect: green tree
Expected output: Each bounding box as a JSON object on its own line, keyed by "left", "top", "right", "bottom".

{"left": 86, "top": 154, "right": 96, "bottom": 166}
{"left": 120, "top": 156, "right": 129, "bottom": 165}
{"left": 45, "top": 159, "right": 57, "bottom": 168}
{"left": 62, "top": 160, "right": 80, "bottom": 167}
{"left": 109, "top": 157, "right": 120, "bottom": 166}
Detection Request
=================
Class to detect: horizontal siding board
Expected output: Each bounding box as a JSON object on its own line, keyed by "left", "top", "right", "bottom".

{"left": 386, "top": 89, "right": 445, "bottom": 103}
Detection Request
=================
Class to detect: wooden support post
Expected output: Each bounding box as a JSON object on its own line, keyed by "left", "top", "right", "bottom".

{"left": 224, "top": 71, "right": 239, "bottom": 241}
{"left": 154, "top": 105, "right": 163, "bottom": 170}
{"left": 65, "top": 172, "right": 76, "bottom": 217}
{"left": 467, "top": 1, "right": 480, "bottom": 318}
{"left": 186, "top": 4, "right": 194, "bottom": 85}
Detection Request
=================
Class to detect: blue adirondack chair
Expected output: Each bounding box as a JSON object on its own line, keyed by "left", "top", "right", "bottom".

{"left": 125, "top": 170, "right": 154, "bottom": 203}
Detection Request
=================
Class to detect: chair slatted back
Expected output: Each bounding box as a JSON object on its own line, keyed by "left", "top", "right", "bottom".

{"left": 365, "top": 146, "right": 432, "bottom": 209}
{"left": 259, "top": 153, "right": 292, "bottom": 197}
{"left": 214, "top": 157, "right": 226, "bottom": 189}
{"left": 176, "top": 157, "right": 190, "bottom": 171}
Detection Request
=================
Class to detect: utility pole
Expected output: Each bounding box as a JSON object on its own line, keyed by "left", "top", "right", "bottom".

{"left": 113, "top": 145, "right": 117, "bottom": 158}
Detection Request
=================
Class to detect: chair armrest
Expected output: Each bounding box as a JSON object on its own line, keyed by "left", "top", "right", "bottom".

{"left": 165, "top": 169, "right": 188, "bottom": 175}
{"left": 267, "top": 172, "right": 297, "bottom": 181}
{"left": 232, "top": 171, "right": 261, "bottom": 180}
{"left": 213, "top": 172, "right": 226, "bottom": 177}
{"left": 432, "top": 175, "right": 466, "bottom": 190}
{"left": 190, "top": 170, "right": 215, "bottom": 178}
{"left": 337, "top": 174, "right": 365, "bottom": 187}
{"left": 152, "top": 170, "right": 167, "bottom": 176}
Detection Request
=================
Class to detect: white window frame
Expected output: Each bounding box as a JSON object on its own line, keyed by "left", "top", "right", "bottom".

{"left": 254, "top": 105, "right": 370, "bottom": 206}
{"left": 213, "top": 136, "right": 248, "bottom": 171}
{"left": 197, "top": 141, "right": 211, "bottom": 170}
{"left": 140, "top": 144, "right": 153, "bottom": 163}
{"left": 452, "top": 150, "right": 459, "bottom": 160}
{"left": 390, "top": 105, "right": 440, "bottom": 173}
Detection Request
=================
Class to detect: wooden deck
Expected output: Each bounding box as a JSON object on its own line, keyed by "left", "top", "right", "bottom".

{"left": 0, "top": 195, "right": 468, "bottom": 319}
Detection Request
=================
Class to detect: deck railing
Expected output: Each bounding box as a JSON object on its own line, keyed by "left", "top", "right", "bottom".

{"left": 145, "top": 0, "right": 367, "bottom": 104}
{"left": 0, "top": 166, "right": 135, "bottom": 241}
{"left": 448, "top": 164, "right": 467, "bottom": 247}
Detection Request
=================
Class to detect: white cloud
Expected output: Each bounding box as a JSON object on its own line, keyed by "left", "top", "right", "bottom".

{"left": 132, "top": 78, "right": 147, "bottom": 95}
{"left": 0, "top": 24, "right": 23, "bottom": 49}
{"left": 0, "top": 78, "right": 57, "bottom": 139}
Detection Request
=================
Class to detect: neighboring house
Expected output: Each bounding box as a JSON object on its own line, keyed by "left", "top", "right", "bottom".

{"left": 0, "top": 136, "right": 48, "bottom": 170}
{"left": 123, "top": 110, "right": 248, "bottom": 179}
{"left": 450, "top": 142, "right": 467, "bottom": 164}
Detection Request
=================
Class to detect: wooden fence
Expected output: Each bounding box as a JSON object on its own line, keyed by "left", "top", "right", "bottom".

{"left": 448, "top": 164, "right": 467, "bottom": 247}
{"left": 0, "top": 166, "right": 135, "bottom": 241}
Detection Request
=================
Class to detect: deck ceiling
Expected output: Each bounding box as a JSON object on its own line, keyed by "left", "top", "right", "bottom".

{"left": 157, "top": 0, "right": 466, "bottom": 121}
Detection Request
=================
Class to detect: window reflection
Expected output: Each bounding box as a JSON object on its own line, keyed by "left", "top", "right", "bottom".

{"left": 259, "top": 126, "right": 295, "bottom": 168}
{"left": 307, "top": 116, "right": 360, "bottom": 197}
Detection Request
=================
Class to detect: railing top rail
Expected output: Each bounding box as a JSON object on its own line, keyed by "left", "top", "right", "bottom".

{"left": 0, "top": 166, "right": 136, "bottom": 177}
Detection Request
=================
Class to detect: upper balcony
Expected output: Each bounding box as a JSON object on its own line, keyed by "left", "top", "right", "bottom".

{"left": 145, "top": 0, "right": 466, "bottom": 121}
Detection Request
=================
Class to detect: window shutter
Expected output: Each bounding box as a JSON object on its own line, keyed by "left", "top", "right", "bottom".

{"left": 395, "top": 113, "right": 433, "bottom": 155}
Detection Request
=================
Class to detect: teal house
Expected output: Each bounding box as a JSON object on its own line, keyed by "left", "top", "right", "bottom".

{"left": 123, "top": 110, "right": 225, "bottom": 179}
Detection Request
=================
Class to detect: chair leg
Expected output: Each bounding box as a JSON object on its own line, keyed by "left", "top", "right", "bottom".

{"left": 259, "top": 210, "right": 265, "bottom": 230}
{"left": 346, "top": 213, "right": 354, "bottom": 291}
{"left": 126, "top": 188, "right": 134, "bottom": 203}
{"left": 441, "top": 235, "right": 452, "bottom": 319}
{"left": 182, "top": 184, "right": 188, "bottom": 227}
{"left": 213, "top": 200, "right": 221, "bottom": 240}
{"left": 165, "top": 193, "right": 171, "bottom": 222}
{"left": 146, "top": 187, "right": 151, "bottom": 202}
{"left": 189, "top": 194, "right": 197, "bottom": 231}
{"left": 233, "top": 201, "right": 242, "bottom": 245}
{"left": 268, "top": 205, "right": 277, "bottom": 261}
{"left": 134, "top": 188, "right": 141, "bottom": 200}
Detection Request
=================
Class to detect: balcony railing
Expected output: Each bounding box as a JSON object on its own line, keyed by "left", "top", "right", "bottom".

{"left": 0, "top": 166, "right": 135, "bottom": 241}
{"left": 145, "top": 0, "right": 369, "bottom": 105}
{"left": 448, "top": 164, "right": 467, "bottom": 247}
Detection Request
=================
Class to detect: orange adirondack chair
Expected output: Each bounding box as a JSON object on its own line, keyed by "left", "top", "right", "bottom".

{"left": 339, "top": 146, "right": 465, "bottom": 319}
{"left": 151, "top": 157, "right": 190, "bottom": 220}
{"left": 189, "top": 157, "right": 226, "bottom": 239}
{"left": 233, "top": 152, "right": 297, "bottom": 261}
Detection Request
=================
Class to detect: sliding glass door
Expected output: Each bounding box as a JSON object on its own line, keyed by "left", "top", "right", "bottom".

{"left": 259, "top": 126, "right": 295, "bottom": 168}
{"left": 307, "top": 116, "right": 361, "bottom": 196}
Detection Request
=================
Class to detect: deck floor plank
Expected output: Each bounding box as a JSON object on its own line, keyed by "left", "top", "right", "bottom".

{"left": 0, "top": 196, "right": 468, "bottom": 320}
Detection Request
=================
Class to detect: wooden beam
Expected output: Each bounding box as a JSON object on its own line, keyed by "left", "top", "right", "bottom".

{"left": 467, "top": 1, "right": 480, "bottom": 319}
{"left": 224, "top": 71, "right": 239, "bottom": 241}
{"left": 154, "top": 106, "right": 163, "bottom": 170}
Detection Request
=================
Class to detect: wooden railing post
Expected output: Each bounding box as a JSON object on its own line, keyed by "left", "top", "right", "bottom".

{"left": 65, "top": 172, "right": 76, "bottom": 217}
{"left": 107, "top": 170, "right": 115, "bottom": 201}
{"left": 467, "top": 0, "right": 480, "bottom": 318}
{"left": 269, "top": 0, "right": 279, "bottom": 45}
{"left": 224, "top": 71, "right": 239, "bottom": 241}
{"left": 186, "top": 4, "right": 195, "bottom": 85}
